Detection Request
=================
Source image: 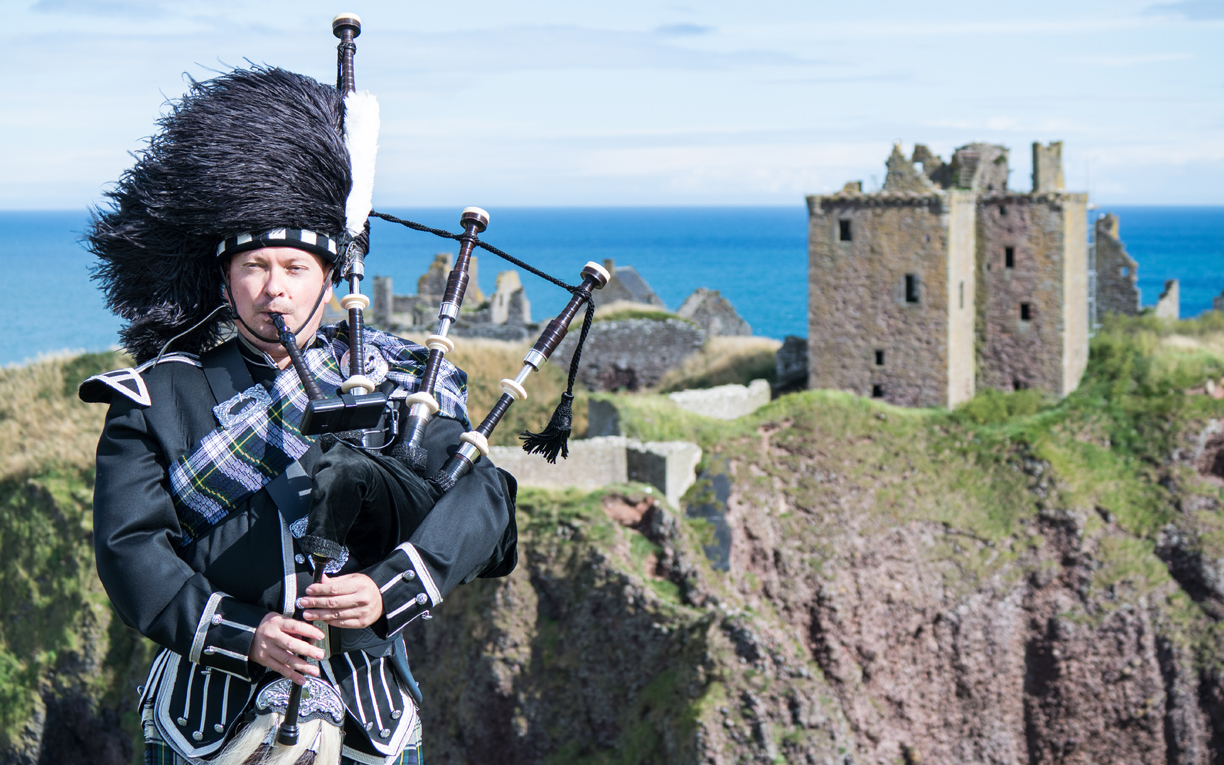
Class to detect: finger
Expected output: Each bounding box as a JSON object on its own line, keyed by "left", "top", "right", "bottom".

{"left": 278, "top": 619, "right": 326, "bottom": 643}
{"left": 276, "top": 660, "right": 310, "bottom": 684}
{"left": 326, "top": 614, "right": 375, "bottom": 629}
{"left": 254, "top": 649, "right": 314, "bottom": 683}
{"left": 305, "top": 576, "right": 360, "bottom": 597}
{"left": 299, "top": 591, "right": 370, "bottom": 612}
{"left": 315, "top": 605, "right": 380, "bottom": 628}
{"left": 278, "top": 634, "right": 326, "bottom": 662}
{"left": 269, "top": 647, "right": 320, "bottom": 680}
{"left": 304, "top": 608, "right": 366, "bottom": 625}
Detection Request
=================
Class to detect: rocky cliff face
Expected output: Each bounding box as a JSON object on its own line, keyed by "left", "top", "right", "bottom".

{"left": 405, "top": 474, "right": 1223, "bottom": 763}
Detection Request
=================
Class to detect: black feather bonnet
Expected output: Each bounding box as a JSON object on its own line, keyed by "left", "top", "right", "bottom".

{"left": 88, "top": 67, "right": 352, "bottom": 362}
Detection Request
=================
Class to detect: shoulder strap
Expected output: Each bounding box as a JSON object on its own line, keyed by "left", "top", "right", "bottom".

{"left": 200, "top": 340, "right": 251, "bottom": 407}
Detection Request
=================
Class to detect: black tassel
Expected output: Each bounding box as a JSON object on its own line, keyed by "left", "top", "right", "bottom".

{"left": 521, "top": 392, "right": 573, "bottom": 463}
{"left": 521, "top": 297, "right": 596, "bottom": 463}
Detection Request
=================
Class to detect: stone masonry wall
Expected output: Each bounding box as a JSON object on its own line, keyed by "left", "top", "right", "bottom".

{"left": 807, "top": 191, "right": 952, "bottom": 408}
{"left": 1096, "top": 213, "right": 1141, "bottom": 316}
{"left": 554, "top": 318, "right": 705, "bottom": 392}
{"left": 976, "top": 194, "right": 1082, "bottom": 395}
{"left": 1032, "top": 141, "right": 1065, "bottom": 193}
{"left": 1156, "top": 279, "right": 1181, "bottom": 320}
{"left": 951, "top": 143, "right": 1010, "bottom": 193}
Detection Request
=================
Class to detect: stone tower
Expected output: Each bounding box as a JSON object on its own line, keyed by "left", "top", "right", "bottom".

{"left": 807, "top": 141, "right": 1089, "bottom": 407}
{"left": 1032, "top": 141, "right": 1065, "bottom": 193}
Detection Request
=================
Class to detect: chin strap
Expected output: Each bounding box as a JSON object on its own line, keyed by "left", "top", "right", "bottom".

{"left": 220, "top": 265, "right": 334, "bottom": 346}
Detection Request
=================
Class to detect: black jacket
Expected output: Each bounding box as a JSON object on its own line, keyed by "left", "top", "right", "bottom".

{"left": 85, "top": 337, "right": 515, "bottom": 760}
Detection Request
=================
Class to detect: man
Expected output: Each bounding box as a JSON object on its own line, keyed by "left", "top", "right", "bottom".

{"left": 81, "top": 66, "right": 515, "bottom": 765}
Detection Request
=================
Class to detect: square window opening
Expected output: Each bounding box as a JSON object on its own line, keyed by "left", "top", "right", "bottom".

{"left": 1000, "top": 205, "right": 1008, "bottom": 216}
{"left": 839, "top": 220, "right": 852, "bottom": 242}
{"left": 875, "top": 350, "right": 885, "bottom": 366}
{"left": 1013, "top": 379, "right": 1028, "bottom": 391}
{"left": 871, "top": 384, "right": 884, "bottom": 398}
{"left": 1020, "top": 302, "right": 1032, "bottom": 321}
{"left": 1121, "top": 266, "right": 1129, "bottom": 276}
{"left": 905, "top": 274, "right": 920, "bottom": 304}
{"left": 1005, "top": 247, "right": 1015, "bottom": 268}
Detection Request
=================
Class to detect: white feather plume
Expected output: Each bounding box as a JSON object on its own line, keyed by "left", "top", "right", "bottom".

{"left": 343, "top": 90, "right": 380, "bottom": 238}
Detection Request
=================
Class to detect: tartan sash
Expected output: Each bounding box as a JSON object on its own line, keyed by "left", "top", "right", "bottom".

{"left": 168, "top": 325, "right": 467, "bottom": 546}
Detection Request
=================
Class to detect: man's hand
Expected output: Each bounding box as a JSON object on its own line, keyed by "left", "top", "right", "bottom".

{"left": 299, "top": 573, "right": 383, "bottom": 629}
{"left": 250, "top": 613, "right": 325, "bottom": 683}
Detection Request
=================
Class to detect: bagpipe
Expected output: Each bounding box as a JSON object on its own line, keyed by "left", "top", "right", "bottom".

{"left": 214, "top": 12, "right": 609, "bottom": 765}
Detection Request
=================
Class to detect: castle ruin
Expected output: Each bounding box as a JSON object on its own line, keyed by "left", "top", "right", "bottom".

{"left": 807, "top": 141, "right": 1089, "bottom": 408}
{"left": 1094, "top": 213, "right": 1141, "bottom": 316}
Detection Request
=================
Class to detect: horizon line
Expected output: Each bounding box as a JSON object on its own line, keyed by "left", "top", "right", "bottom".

{"left": 2, "top": 202, "right": 1222, "bottom": 214}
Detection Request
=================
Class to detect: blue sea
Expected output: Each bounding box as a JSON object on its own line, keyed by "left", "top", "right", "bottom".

{"left": 1, "top": 205, "right": 1220, "bottom": 367}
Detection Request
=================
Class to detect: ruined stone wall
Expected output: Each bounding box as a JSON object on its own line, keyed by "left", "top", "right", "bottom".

{"left": 807, "top": 191, "right": 952, "bottom": 408}
{"left": 951, "top": 143, "right": 1010, "bottom": 193}
{"left": 554, "top": 318, "right": 705, "bottom": 391}
{"left": 1096, "top": 213, "right": 1141, "bottom": 316}
{"left": 1157, "top": 280, "right": 1181, "bottom": 320}
{"left": 976, "top": 195, "right": 1068, "bottom": 395}
{"left": 1033, "top": 141, "right": 1065, "bottom": 193}
{"left": 676, "top": 288, "right": 752, "bottom": 337}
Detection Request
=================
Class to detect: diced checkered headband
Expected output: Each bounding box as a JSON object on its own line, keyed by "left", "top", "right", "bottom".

{"left": 215, "top": 227, "right": 341, "bottom": 263}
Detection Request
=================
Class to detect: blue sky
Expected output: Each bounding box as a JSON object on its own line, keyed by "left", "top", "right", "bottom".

{"left": 1, "top": 0, "right": 1220, "bottom": 208}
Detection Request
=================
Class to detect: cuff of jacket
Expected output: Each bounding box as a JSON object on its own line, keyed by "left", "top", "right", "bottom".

{"left": 187, "top": 593, "right": 263, "bottom": 680}
{"left": 365, "top": 543, "right": 442, "bottom": 637}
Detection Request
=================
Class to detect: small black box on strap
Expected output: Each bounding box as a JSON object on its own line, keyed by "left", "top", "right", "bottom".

{"left": 301, "top": 392, "right": 387, "bottom": 435}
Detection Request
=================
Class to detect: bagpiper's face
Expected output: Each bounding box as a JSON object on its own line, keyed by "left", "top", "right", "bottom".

{"left": 226, "top": 247, "right": 333, "bottom": 360}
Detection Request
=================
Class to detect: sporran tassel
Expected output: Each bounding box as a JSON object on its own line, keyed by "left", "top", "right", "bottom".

{"left": 209, "top": 711, "right": 343, "bottom": 765}
{"left": 521, "top": 298, "right": 596, "bottom": 463}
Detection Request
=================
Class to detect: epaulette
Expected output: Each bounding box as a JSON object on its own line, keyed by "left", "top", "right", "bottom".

{"left": 78, "top": 353, "right": 202, "bottom": 406}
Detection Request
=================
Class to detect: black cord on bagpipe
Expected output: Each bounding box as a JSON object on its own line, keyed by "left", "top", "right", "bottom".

{"left": 369, "top": 211, "right": 578, "bottom": 292}
{"left": 369, "top": 209, "right": 598, "bottom": 460}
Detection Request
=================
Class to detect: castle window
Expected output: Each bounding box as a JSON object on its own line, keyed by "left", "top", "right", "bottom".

{"left": 1000, "top": 205, "right": 1008, "bottom": 216}
{"left": 1013, "top": 379, "right": 1028, "bottom": 391}
{"left": 1005, "top": 247, "right": 1015, "bottom": 268}
{"left": 839, "top": 220, "right": 852, "bottom": 242}
{"left": 871, "top": 384, "right": 884, "bottom": 398}
{"left": 905, "top": 274, "right": 920, "bottom": 304}
{"left": 1020, "top": 302, "right": 1032, "bottom": 321}
{"left": 959, "top": 281, "right": 965, "bottom": 309}
{"left": 875, "top": 350, "right": 885, "bottom": 366}
{"left": 1121, "top": 266, "right": 1129, "bottom": 276}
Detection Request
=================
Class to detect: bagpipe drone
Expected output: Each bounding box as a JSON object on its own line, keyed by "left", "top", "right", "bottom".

{"left": 210, "top": 13, "right": 610, "bottom": 765}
